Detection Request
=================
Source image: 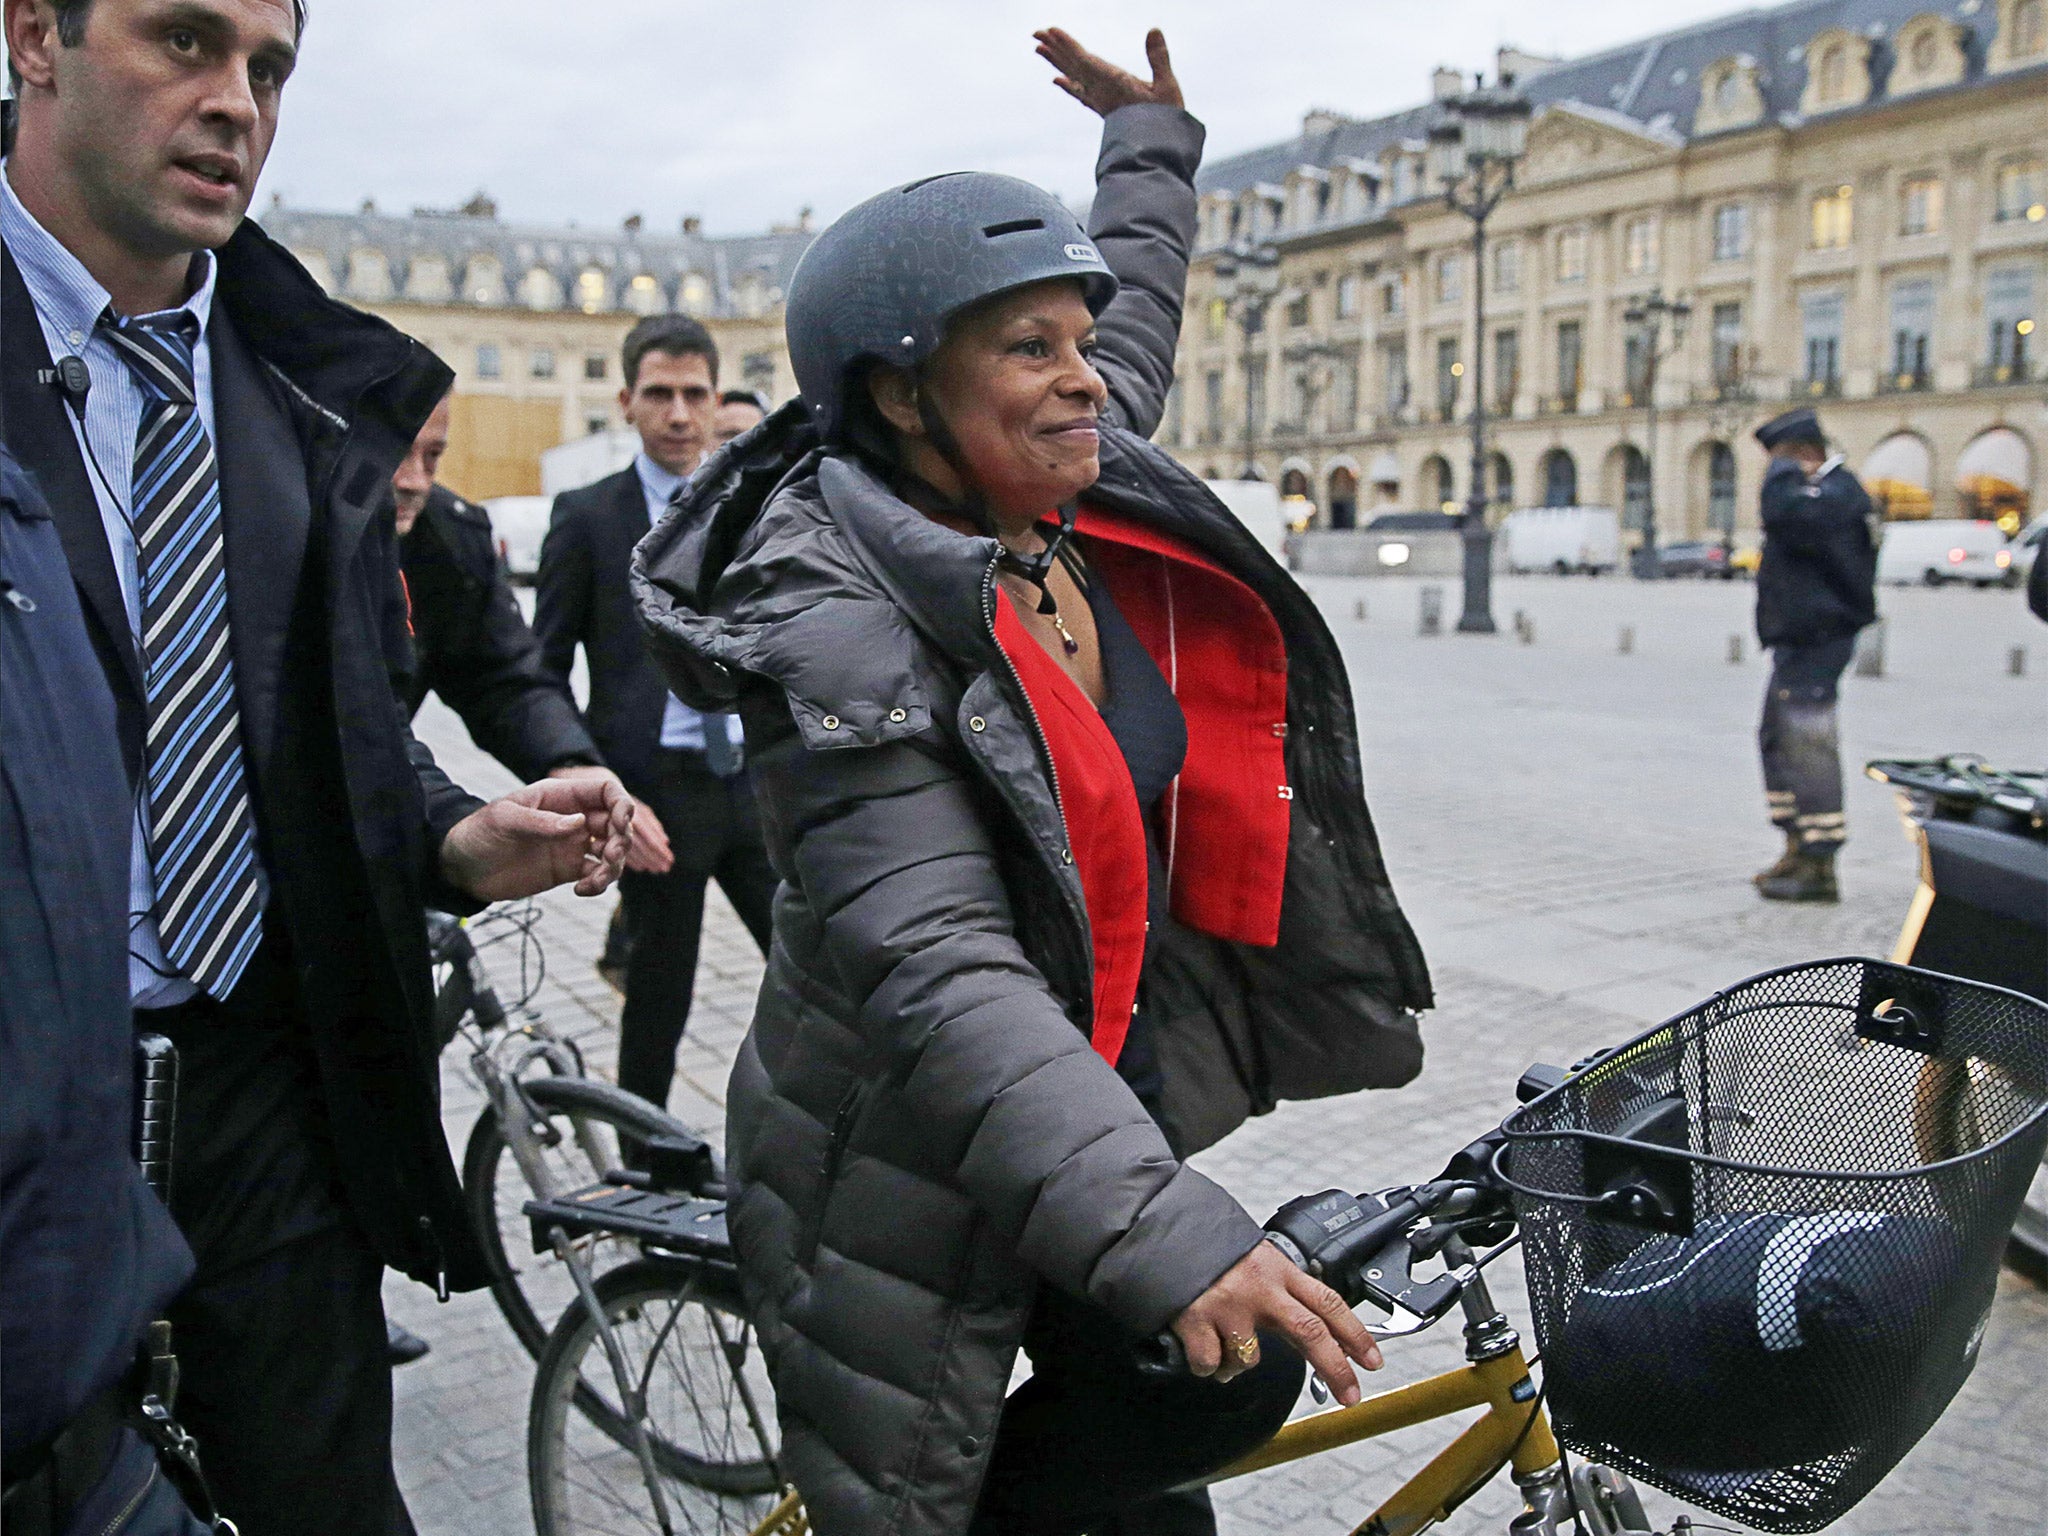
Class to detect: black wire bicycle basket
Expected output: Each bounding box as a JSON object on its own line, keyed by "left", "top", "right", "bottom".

{"left": 1499, "top": 958, "right": 2048, "bottom": 1533}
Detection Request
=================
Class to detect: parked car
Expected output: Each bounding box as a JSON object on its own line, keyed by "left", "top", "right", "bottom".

{"left": 484, "top": 495, "right": 553, "bottom": 583}
{"left": 1876, "top": 519, "right": 2016, "bottom": 588}
{"left": 1500, "top": 506, "right": 1621, "bottom": 575}
{"left": 1655, "top": 539, "right": 1737, "bottom": 579}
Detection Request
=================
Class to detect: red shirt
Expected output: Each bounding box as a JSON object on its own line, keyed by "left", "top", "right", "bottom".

{"left": 991, "top": 508, "right": 1292, "bottom": 1065}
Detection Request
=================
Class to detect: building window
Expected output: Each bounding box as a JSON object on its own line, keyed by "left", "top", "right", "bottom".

{"left": 1435, "top": 336, "right": 1461, "bottom": 421}
{"left": 1383, "top": 272, "right": 1406, "bottom": 317}
{"left": 626, "top": 272, "right": 663, "bottom": 315}
{"left": 1985, "top": 265, "right": 2036, "bottom": 379}
{"left": 1206, "top": 296, "right": 1229, "bottom": 339}
{"left": 1623, "top": 330, "right": 1652, "bottom": 404}
{"left": 1434, "top": 252, "right": 1462, "bottom": 306}
{"left": 1542, "top": 448, "right": 1578, "bottom": 508}
{"left": 574, "top": 269, "right": 608, "bottom": 314}
{"left": 1555, "top": 228, "right": 1587, "bottom": 283}
{"left": 1816, "top": 43, "right": 1848, "bottom": 104}
{"left": 1285, "top": 292, "right": 1312, "bottom": 329}
{"left": 475, "top": 342, "right": 501, "bottom": 380}
{"left": 530, "top": 346, "right": 556, "bottom": 381}
{"left": 1204, "top": 370, "right": 1224, "bottom": 439}
{"left": 1801, "top": 290, "right": 1844, "bottom": 392}
{"left": 1993, "top": 156, "right": 2045, "bottom": 222}
{"left": 1899, "top": 174, "right": 1945, "bottom": 236}
{"left": 1383, "top": 339, "right": 1410, "bottom": 412}
{"left": 1492, "top": 240, "right": 1521, "bottom": 296}
{"left": 583, "top": 353, "right": 608, "bottom": 381}
{"left": 1712, "top": 202, "right": 1750, "bottom": 262}
{"left": 1335, "top": 273, "right": 1361, "bottom": 319}
{"left": 1493, "top": 328, "right": 1520, "bottom": 410}
{"left": 1707, "top": 442, "right": 1738, "bottom": 533}
{"left": 1622, "top": 216, "right": 1659, "bottom": 277}
{"left": 1620, "top": 446, "right": 1652, "bottom": 531}
{"left": 1331, "top": 358, "right": 1358, "bottom": 431}
{"left": 1810, "top": 185, "right": 1854, "bottom": 248}
{"left": 1887, "top": 279, "right": 1935, "bottom": 389}
{"left": 585, "top": 415, "right": 608, "bottom": 436}
{"left": 1555, "top": 319, "right": 1583, "bottom": 404}
{"left": 1711, "top": 301, "right": 1745, "bottom": 388}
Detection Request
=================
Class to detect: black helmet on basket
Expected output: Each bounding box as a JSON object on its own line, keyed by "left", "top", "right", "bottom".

{"left": 785, "top": 172, "right": 1118, "bottom": 444}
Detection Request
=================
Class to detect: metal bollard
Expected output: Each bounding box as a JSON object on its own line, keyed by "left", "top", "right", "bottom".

{"left": 1853, "top": 619, "right": 1886, "bottom": 679}
{"left": 1418, "top": 585, "right": 1444, "bottom": 636}
{"left": 1354, "top": 597, "right": 1368, "bottom": 623}
{"left": 1727, "top": 634, "right": 1744, "bottom": 664}
{"left": 2011, "top": 646, "right": 2027, "bottom": 678}
{"left": 1618, "top": 625, "right": 1635, "bottom": 655}
{"left": 1513, "top": 609, "right": 1534, "bottom": 644}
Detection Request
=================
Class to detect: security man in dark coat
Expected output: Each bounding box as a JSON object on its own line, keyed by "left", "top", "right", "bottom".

{"left": 390, "top": 391, "right": 604, "bottom": 781}
{"left": 3, "top": 6, "right": 630, "bottom": 1529}
{"left": 1751, "top": 407, "right": 1878, "bottom": 902}
{"left": 1, "top": 443, "right": 206, "bottom": 1536}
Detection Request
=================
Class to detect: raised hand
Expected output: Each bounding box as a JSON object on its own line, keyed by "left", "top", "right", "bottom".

{"left": 1033, "top": 26, "right": 1183, "bottom": 117}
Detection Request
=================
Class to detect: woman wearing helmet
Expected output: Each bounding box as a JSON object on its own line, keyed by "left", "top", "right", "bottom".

{"left": 638, "top": 29, "right": 1432, "bottom": 1536}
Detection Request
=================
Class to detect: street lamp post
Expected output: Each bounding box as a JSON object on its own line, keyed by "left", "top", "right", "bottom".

{"left": 1621, "top": 288, "right": 1692, "bottom": 578}
{"left": 1213, "top": 243, "right": 1281, "bottom": 481}
{"left": 1428, "top": 75, "right": 1532, "bottom": 635}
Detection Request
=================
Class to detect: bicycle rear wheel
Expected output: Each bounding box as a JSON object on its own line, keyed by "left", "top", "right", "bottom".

{"left": 529, "top": 1258, "right": 781, "bottom": 1536}
{"left": 464, "top": 1075, "right": 701, "bottom": 1355}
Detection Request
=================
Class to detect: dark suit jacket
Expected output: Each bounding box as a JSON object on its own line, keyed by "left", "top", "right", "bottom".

{"left": 2, "top": 223, "right": 491, "bottom": 1292}
{"left": 0, "top": 446, "right": 195, "bottom": 1468}
{"left": 534, "top": 465, "right": 668, "bottom": 798}
{"left": 399, "top": 482, "right": 599, "bottom": 782}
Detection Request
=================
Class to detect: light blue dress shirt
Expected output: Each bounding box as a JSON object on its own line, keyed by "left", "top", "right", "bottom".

{"left": 1, "top": 165, "right": 268, "bottom": 1006}
{"left": 635, "top": 452, "right": 744, "bottom": 756}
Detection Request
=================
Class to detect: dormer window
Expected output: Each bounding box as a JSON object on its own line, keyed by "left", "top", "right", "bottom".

{"left": 1817, "top": 44, "right": 1847, "bottom": 103}
{"left": 1799, "top": 29, "right": 1873, "bottom": 113}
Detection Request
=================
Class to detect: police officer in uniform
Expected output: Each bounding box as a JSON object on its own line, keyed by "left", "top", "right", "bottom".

{"left": 1750, "top": 408, "right": 1877, "bottom": 903}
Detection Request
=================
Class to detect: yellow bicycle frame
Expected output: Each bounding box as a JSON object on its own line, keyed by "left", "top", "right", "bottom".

{"left": 747, "top": 1339, "right": 1558, "bottom": 1536}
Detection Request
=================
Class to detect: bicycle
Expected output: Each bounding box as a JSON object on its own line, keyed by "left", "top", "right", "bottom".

{"left": 429, "top": 905, "right": 721, "bottom": 1354}
{"left": 523, "top": 958, "right": 2048, "bottom": 1536}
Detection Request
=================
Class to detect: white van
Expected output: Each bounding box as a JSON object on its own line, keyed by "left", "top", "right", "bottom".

{"left": 1202, "top": 479, "right": 1287, "bottom": 558}
{"left": 483, "top": 495, "right": 555, "bottom": 583}
{"left": 1501, "top": 506, "right": 1621, "bottom": 575}
{"left": 1876, "top": 520, "right": 2015, "bottom": 587}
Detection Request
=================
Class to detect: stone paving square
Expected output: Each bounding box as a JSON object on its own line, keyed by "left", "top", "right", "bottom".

{"left": 391, "top": 574, "right": 2047, "bottom": 1535}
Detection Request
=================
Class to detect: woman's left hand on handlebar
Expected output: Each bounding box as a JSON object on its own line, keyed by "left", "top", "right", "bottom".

{"left": 1033, "top": 26, "right": 1183, "bottom": 116}
{"left": 1172, "top": 1240, "right": 1383, "bottom": 1407}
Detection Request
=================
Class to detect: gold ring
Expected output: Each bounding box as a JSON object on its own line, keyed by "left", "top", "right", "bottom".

{"left": 1230, "top": 1333, "right": 1260, "bottom": 1367}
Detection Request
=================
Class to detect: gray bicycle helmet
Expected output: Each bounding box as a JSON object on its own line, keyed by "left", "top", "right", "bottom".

{"left": 785, "top": 172, "right": 1118, "bottom": 443}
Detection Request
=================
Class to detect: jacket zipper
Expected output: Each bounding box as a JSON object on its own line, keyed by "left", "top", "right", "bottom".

{"left": 799, "top": 1081, "right": 864, "bottom": 1266}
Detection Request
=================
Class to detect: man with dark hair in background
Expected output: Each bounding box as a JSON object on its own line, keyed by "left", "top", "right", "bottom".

{"left": 536, "top": 315, "right": 774, "bottom": 1116}
{"left": 712, "top": 386, "right": 767, "bottom": 447}
{"left": 1, "top": 0, "right": 630, "bottom": 1528}
{"left": 1750, "top": 406, "right": 1878, "bottom": 904}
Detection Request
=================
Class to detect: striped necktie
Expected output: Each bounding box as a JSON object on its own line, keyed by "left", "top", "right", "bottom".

{"left": 102, "top": 310, "right": 264, "bottom": 1000}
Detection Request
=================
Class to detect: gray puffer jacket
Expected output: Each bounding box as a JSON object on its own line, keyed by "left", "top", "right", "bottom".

{"left": 634, "top": 105, "right": 1430, "bottom": 1536}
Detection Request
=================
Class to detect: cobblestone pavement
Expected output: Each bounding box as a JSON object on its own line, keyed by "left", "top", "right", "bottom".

{"left": 391, "top": 574, "right": 2048, "bottom": 1535}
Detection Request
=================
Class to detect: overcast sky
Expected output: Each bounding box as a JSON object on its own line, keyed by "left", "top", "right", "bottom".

{"left": 262, "top": 0, "right": 1760, "bottom": 236}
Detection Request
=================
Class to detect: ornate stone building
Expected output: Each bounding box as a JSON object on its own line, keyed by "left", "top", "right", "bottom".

{"left": 260, "top": 195, "right": 815, "bottom": 499}
{"left": 1167, "top": 0, "right": 2047, "bottom": 540}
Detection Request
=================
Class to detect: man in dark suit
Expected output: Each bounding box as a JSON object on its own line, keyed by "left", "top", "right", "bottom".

{"left": 1750, "top": 407, "right": 1878, "bottom": 904}
{"left": 1, "top": 4, "right": 629, "bottom": 1531}
{"left": 536, "top": 315, "right": 773, "bottom": 1115}
{"left": 2, "top": 444, "right": 209, "bottom": 1536}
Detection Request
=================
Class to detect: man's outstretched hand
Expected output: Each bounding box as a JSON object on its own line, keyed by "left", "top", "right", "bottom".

{"left": 441, "top": 775, "right": 632, "bottom": 902}
{"left": 1035, "top": 27, "right": 1182, "bottom": 116}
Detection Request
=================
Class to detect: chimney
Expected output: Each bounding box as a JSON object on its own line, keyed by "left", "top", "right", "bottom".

{"left": 623, "top": 212, "right": 643, "bottom": 236}
{"left": 1431, "top": 66, "right": 1464, "bottom": 101}
{"left": 798, "top": 205, "right": 814, "bottom": 232}
{"left": 1302, "top": 107, "right": 1347, "bottom": 139}
{"left": 1497, "top": 45, "right": 1563, "bottom": 84}
{"left": 682, "top": 215, "right": 703, "bottom": 237}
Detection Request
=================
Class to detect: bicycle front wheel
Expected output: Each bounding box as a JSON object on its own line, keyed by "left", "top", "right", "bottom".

{"left": 464, "top": 1075, "right": 702, "bottom": 1355}
{"left": 529, "top": 1258, "right": 781, "bottom": 1536}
